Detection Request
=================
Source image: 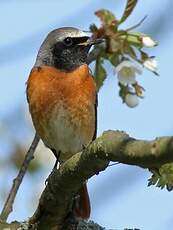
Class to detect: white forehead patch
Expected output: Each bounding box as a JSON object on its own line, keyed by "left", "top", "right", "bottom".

{"left": 39, "top": 27, "right": 90, "bottom": 52}
{"left": 53, "top": 28, "right": 89, "bottom": 42}
{"left": 35, "top": 28, "right": 89, "bottom": 67}
{"left": 67, "top": 30, "right": 88, "bottom": 38}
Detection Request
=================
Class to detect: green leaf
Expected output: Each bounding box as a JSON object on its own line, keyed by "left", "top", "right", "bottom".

{"left": 94, "top": 56, "right": 107, "bottom": 91}
{"left": 95, "top": 9, "right": 117, "bottom": 26}
{"left": 120, "top": 32, "right": 142, "bottom": 47}
{"left": 124, "top": 44, "right": 137, "bottom": 59}
{"left": 89, "top": 24, "right": 98, "bottom": 33}
{"left": 148, "top": 163, "right": 173, "bottom": 191}
{"left": 104, "top": 53, "right": 119, "bottom": 67}
{"left": 119, "top": 0, "right": 138, "bottom": 24}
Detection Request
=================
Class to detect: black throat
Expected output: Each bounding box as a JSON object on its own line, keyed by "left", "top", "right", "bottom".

{"left": 52, "top": 37, "right": 91, "bottom": 72}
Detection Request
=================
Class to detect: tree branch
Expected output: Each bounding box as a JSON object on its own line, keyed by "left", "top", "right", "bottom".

{"left": 0, "top": 133, "right": 40, "bottom": 222}
{"left": 29, "top": 130, "right": 173, "bottom": 229}
{"left": 0, "top": 219, "right": 136, "bottom": 230}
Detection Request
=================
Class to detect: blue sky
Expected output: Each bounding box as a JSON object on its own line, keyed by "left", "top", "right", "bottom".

{"left": 0, "top": 1, "right": 173, "bottom": 229}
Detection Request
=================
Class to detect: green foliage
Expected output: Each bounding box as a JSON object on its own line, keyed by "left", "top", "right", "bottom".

{"left": 148, "top": 163, "right": 173, "bottom": 191}
{"left": 119, "top": 0, "right": 138, "bottom": 24}
{"left": 103, "top": 52, "right": 119, "bottom": 66}
{"left": 95, "top": 9, "right": 118, "bottom": 27}
{"left": 94, "top": 56, "right": 107, "bottom": 91}
{"left": 90, "top": 0, "right": 157, "bottom": 106}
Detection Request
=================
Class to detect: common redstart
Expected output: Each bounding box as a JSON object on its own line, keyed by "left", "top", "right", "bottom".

{"left": 27, "top": 27, "right": 102, "bottom": 219}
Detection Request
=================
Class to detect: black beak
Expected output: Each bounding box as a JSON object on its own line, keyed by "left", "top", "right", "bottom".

{"left": 88, "top": 38, "right": 105, "bottom": 46}
{"left": 78, "top": 38, "right": 105, "bottom": 46}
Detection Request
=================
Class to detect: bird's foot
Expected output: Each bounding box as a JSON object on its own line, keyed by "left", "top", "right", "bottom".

{"left": 45, "top": 149, "right": 61, "bottom": 185}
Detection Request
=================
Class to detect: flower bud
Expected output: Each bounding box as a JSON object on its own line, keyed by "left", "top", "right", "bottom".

{"left": 125, "top": 94, "right": 139, "bottom": 108}
{"left": 142, "top": 36, "right": 157, "bottom": 48}
{"left": 143, "top": 57, "right": 158, "bottom": 73}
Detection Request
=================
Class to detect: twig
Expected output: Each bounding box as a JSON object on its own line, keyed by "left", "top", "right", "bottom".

{"left": 0, "top": 133, "right": 40, "bottom": 221}
{"left": 30, "top": 130, "right": 173, "bottom": 229}
{"left": 126, "top": 15, "right": 148, "bottom": 31}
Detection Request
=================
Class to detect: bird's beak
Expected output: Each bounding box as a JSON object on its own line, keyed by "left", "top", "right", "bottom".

{"left": 88, "top": 38, "right": 105, "bottom": 45}
{"left": 78, "top": 38, "right": 105, "bottom": 46}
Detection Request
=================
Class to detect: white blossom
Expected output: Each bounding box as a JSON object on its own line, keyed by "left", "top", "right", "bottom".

{"left": 143, "top": 57, "right": 158, "bottom": 73}
{"left": 142, "top": 36, "right": 157, "bottom": 48}
{"left": 116, "top": 60, "right": 142, "bottom": 86}
{"left": 125, "top": 94, "right": 139, "bottom": 108}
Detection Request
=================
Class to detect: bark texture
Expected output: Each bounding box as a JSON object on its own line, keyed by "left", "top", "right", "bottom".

{"left": 28, "top": 130, "right": 173, "bottom": 229}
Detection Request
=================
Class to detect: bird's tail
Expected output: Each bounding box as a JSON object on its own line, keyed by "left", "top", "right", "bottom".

{"left": 74, "top": 183, "right": 91, "bottom": 219}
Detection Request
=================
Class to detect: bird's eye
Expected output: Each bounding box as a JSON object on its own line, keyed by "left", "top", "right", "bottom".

{"left": 63, "top": 37, "right": 73, "bottom": 46}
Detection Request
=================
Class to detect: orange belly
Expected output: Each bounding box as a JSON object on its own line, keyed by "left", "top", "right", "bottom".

{"left": 27, "top": 64, "right": 96, "bottom": 161}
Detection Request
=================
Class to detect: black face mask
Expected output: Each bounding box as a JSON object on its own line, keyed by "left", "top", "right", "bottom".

{"left": 52, "top": 36, "right": 91, "bottom": 72}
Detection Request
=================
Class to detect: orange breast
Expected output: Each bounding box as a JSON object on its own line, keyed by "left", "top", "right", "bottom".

{"left": 26, "top": 64, "right": 96, "bottom": 161}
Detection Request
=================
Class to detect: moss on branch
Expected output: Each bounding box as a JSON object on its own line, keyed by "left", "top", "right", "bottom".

{"left": 0, "top": 219, "right": 139, "bottom": 230}
{"left": 28, "top": 130, "right": 173, "bottom": 229}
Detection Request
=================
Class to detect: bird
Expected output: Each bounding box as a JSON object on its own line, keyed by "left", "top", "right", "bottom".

{"left": 26, "top": 27, "right": 103, "bottom": 220}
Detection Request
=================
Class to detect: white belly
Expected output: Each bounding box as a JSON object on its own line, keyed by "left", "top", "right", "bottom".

{"left": 42, "top": 104, "right": 94, "bottom": 161}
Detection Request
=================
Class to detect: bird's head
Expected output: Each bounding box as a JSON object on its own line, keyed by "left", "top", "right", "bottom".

{"left": 35, "top": 27, "right": 103, "bottom": 71}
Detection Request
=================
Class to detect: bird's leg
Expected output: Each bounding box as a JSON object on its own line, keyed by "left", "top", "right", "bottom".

{"left": 45, "top": 149, "right": 61, "bottom": 185}
{"left": 82, "top": 144, "right": 87, "bottom": 151}
{"left": 51, "top": 149, "right": 61, "bottom": 170}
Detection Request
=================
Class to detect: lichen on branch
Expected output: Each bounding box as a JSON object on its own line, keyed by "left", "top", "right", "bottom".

{"left": 28, "top": 130, "right": 173, "bottom": 229}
